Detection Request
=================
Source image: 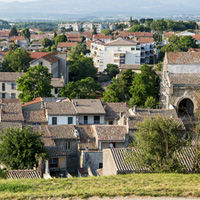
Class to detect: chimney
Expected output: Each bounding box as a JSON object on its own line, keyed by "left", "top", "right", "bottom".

{"left": 148, "top": 107, "right": 150, "bottom": 114}
{"left": 133, "top": 105, "right": 137, "bottom": 113}
{"left": 104, "top": 105, "right": 107, "bottom": 111}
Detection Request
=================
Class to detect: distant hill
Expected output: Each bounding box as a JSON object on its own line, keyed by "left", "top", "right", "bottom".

{"left": 0, "top": 19, "right": 11, "bottom": 30}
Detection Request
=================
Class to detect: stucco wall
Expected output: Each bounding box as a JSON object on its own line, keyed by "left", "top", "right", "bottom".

{"left": 103, "top": 149, "right": 117, "bottom": 176}
{"left": 81, "top": 151, "right": 103, "bottom": 174}
{"left": 48, "top": 115, "right": 76, "bottom": 125}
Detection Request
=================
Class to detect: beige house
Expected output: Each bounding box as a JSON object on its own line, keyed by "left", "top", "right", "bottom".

{"left": 30, "top": 52, "right": 68, "bottom": 84}
{"left": 0, "top": 72, "right": 65, "bottom": 99}
{"left": 8, "top": 36, "right": 29, "bottom": 48}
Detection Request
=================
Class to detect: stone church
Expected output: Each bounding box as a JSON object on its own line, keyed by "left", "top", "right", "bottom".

{"left": 160, "top": 51, "right": 200, "bottom": 117}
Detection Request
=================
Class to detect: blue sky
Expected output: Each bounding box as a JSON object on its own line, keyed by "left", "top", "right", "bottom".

{"left": 0, "top": 0, "right": 199, "bottom": 20}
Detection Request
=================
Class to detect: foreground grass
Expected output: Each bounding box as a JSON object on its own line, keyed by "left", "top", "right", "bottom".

{"left": 0, "top": 173, "right": 200, "bottom": 199}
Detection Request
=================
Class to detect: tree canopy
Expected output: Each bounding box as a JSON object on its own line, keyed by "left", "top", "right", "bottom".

{"left": 69, "top": 54, "right": 97, "bottom": 81}
{"left": 68, "top": 43, "right": 89, "bottom": 58}
{"left": 150, "top": 19, "right": 167, "bottom": 33}
{"left": 16, "top": 65, "right": 53, "bottom": 102}
{"left": 127, "top": 116, "right": 186, "bottom": 173}
{"left": 9, "top": 26, "right": 18, "bottom": 37}
{"left": 129, "top": 25, "right": 146, "bottom": 32}
{"left": 59, "top": 77, "right": 104, "bottom": 99}
{"left": 102, "top": 69, "right": 135, "bottom": 102}
{"left": 129, "top": 64, "right": 159, "bottom": 108}
{"left": 158, "top": 35, "right": 198, "bottom": 62}
{"left": 54, "top": 34, "right": 67, "bottom": 45}
{"left": 20, "top": 28, "right": 30, "bottom": 40}
{"left": 41, "top": 38, "right": 52, "bottom": 48}
{"left": 101, "top": 29, "right": 111, "bottom": 36}
{"left": 104, "top": 64, "right": 119, "bottom": 78}
{"left": 0, "top": 127, "right": 47, "bottom": 170}
{"left": 1, "top": 49, "right": 32, "bottom": 72}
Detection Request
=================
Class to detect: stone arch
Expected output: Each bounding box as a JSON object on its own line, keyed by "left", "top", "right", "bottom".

{"left": 178, "top": 98, "right": 194, "bottom": 116}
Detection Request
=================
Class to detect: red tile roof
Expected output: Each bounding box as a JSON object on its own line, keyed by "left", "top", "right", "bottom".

{"left": 138, "top": 38, "right": 154, "bottom": 43}
{"left": 93, "top": 34, "right": 111, "bottom": 40}
{"left": 57, "top": 42, "right": 78, "bottom": 48}
{"left": 29, "top": 52, "right": 49, "bottom": 59}
{"left": 166, "top": 52, "right": 200, "bottom": 64}
{"left": 22, "top": 97, "right": 42, "bottom": 107}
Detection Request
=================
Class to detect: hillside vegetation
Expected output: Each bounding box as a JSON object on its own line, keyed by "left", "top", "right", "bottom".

{"left": 0, "top": 173, "right": 200, "bottom": 199}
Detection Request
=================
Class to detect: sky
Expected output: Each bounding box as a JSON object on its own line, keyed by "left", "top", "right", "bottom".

{"left": 0, "top": 0, "right": 199, "bottom": 20}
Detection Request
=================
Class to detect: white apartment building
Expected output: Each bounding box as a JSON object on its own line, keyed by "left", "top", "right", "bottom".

{"left": 90, "top": 38, "right": 155, "bottom": 72}
{"left": 58, "top": 22, "right": 116, "bottom": 33}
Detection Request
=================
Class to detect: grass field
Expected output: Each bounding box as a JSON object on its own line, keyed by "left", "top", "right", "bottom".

{"left": 0, "top": 173, "right": 200, "bottom": 200}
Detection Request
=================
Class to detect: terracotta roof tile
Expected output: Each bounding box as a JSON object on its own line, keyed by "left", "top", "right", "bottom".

{"left": 72, "top": 99, "right": 105, "bottom": 115}
{"left": 46, "top": 101, "right": 76, "bottom": 115}
{"left": 138, "top": 38, "right": 154, "bottom": 43}
{"left": 23, "top": 110, "right": 47, "bottom": 124}
{"left": 93, "top": 125, "right": 127, "bottom": 141}
{"left": 57, "top": 42, "right": 78, "bottom": 48}
{"left": 166, "top": 52, "right": 200, "bottom": 64}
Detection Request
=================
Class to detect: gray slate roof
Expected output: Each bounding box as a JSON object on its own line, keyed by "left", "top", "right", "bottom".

{"left": 169, "top": 73, "right": 200, "bottom": 85}
{"left": 45, "top": 146, "right": 67, "bottom": 157}
{"left": 108, "top": 148, "right": 149, "bottom": 174}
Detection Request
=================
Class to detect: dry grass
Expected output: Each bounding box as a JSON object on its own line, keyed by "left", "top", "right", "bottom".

{"left": 0, "top": 173, "right": 200, "bottom": 200}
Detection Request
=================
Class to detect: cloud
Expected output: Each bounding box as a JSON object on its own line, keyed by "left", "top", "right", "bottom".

{"left": 0, "top": 0, "right": 39, "bottom": 2}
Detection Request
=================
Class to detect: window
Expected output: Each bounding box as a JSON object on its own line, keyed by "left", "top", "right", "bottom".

{"left": 39, "top": 61, "right": 43, "bottom": 66}
{"left": 109, "top": 121, "right": 113, "bottom": 125}
{"left": 52, "top": 117, "right": 57, "bottom": 125}
{"left": 68, "top": 117, "right": 73, "bottom": 124}
{"left": 99, "top": 163, "right": 103, "bottom": 168}
{"left": 2, "top": 83, "right": 5, "bottom": 91}
{"left": 84, "top": 116, "right": 88, "bottom": 124}
{"left": 136, "top": 46, "right": 140, "bottom": 50}
{"left": 100, "top": 59, "right": 104, "bottom": 63}
{"left": 11, "top": 83, "right": 16, "bottom": 90}
{"left": 100, "top": 65, "right": 104, "bottom": 69}
{"left": 118, "top": 47, "right": 122, "bottom": 51}
{"left": 104, "top": 47, "right": 108, "bottom": 51}
{"left": 94, "top": 116, "right": 100, "bottom": 124}
{"left": 66, "top": 141, "right": 71, "bottom": 151}
{"left": 131, "top": 47, "right": 135, "bottom": 51}
{"left": 2, "top": 93, "right": 5, "bottom": 98}
{"left": 55, "top": 88, "right": 58, "bottom": 94}
{"left": 120, "top": 60, "right": 125, "bottom": 64}
{"left": 11, "top": 93, "right": 16, "bottom": 99}
{"left": 50, "top": 158, "right": 58, "bottom": 168}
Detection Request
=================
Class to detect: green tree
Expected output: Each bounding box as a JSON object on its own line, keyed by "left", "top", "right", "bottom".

{"left": 16, "top": 65, "right": 53, "bottom": 102}
{"left": 130, "top": 64, "right": 159, "bottom": 107}
{"left": 54, "top": 34, "right": 67, "bottom": 45}
{"left": 1, "top": 49, "right": 32, "bottom": 72}
{"left": 104, "top": 64, "right": 119, "bottom": 78}
{"left": 68, "top": 43, "right": 89, "bottom": 58}
{"left": 61, "top": 27, "right": 67, "bottom": 34}
{"left": 102, "top": 69, "right": 135, "bottom": 102}
{"left": 9, "top": 26, "right": 18, "bottom": 37}
{"left": 20, "top": 28, "right": 30, "bottom": 40}
{"left": 101, "top": 29, "right": 111, "bottom": 36}
{"left": 158, "top": 35, "right": 198, "bottom": 62}
{"left": 69, "top": 54, "right": 97, "bottom": 81}
{"left": 92, "top": 25, "right": 97, "bottom": 35}
{"left": 59, "top": 77, "right": 104, "bottom": 99}
{"left": 150, "top": 19, "right": 167, "bottom": 33}
{"left": 129, "top": 25, "right": 145, "bottom": 32}
{"left": 140, "top": 18, "right": 146, "bottom": 24}
{"left": 51, "top": 45, "right": 57, "bottom": 52}
{"left": 0, "top": 127, "right": 47, "bottom": 170}
{"left": 41, "top": 38, "right": 52, "bottom": 48}
{"left": 144, "top": 96, "right": 157, "bottom": 109}
{"left": 127, "top": 116, "right": 186, "bottom": 172}
{"left": 54, "top": 32, "right": 57, "bottom": 38}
